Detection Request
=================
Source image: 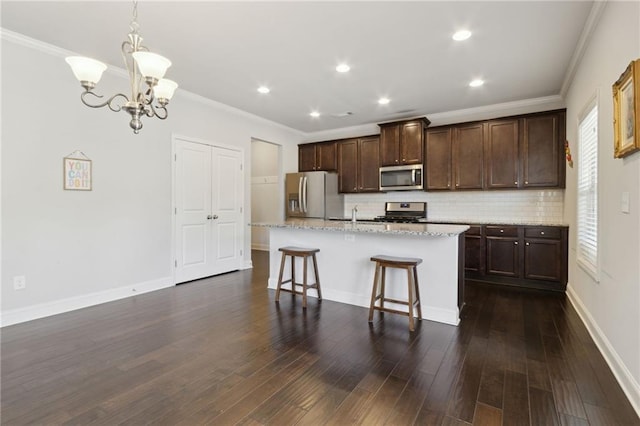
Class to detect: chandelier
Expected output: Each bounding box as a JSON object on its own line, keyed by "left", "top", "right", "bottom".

{"left": 65, "top": 1, "right": 178, "bottom": 134}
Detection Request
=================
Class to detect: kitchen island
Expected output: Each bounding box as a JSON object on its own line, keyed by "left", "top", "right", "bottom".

{"left": 252, "top": 219, "right": 469, "bottom": 325}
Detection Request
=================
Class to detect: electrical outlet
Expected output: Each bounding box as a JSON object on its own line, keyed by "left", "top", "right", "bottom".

{"left": 13, "top": 275, "right": 26, "bottom": 290}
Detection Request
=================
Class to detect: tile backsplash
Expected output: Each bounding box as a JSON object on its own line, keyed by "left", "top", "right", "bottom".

{"left": 344, "top": 190, "right": 565, "bottom": 224}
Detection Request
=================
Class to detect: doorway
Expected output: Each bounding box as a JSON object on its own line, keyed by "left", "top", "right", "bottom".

{"left": 173, "top": 136, "right": 244, "bottom": 283}
{"left": 251, "top": 139, "right": 281, "bottom": 250}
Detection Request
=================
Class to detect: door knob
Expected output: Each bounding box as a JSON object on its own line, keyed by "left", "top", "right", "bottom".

{"left": 207, "top": 215, "right": 213, "bottom": 220}
{"left": 213, "top": 214, "right": 219, "bottom": 219}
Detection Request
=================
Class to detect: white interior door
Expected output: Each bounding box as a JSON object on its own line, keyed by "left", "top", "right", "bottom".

{"left": 211, "top": 147, "right": 244, "bottom": 274}
{"left": 175, "top": 139, "right": 244, "bottom": 283}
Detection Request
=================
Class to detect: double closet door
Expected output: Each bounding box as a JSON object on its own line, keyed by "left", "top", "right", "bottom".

{"left": 175, "top": 139, "right": 244, "bottom": 283}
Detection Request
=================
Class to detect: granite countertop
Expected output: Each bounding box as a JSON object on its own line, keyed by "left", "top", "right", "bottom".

{"left": 328, "top": 217, "right": 569, "bottom": 227}
{"left": 421, "top": 219, "right": 569, "bottom": 227}
{"left": 251, "top": 219, "right": 469, "bottom": 237}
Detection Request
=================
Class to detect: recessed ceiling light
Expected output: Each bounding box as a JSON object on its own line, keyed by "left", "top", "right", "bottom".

{"left": 257, "top": 86, "right": 270, "bottom": 94}
{"left": 452, "top": 30, "right": 472, "bottom": 41}
{"left": 469, "top": 79, "right": 484, "bottom": 87}
{"left": 378, "top": 97, "right": 390, "bottom": 105}
{"left": 336, "top": 63, "right": 350, "bottom": 73}
{"left": 310, "top": 111, "right": 320, "bottom": 118}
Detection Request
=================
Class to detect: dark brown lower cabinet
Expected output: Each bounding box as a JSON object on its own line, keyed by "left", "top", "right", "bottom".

{"left": 464, "top": 225, "right": 483, "bottom": 273}
{"left": 485, "top": 226, "right": 520, "bottom": 277}
{"left": 524, "top": 239, "right": 562, "bottom": 281}
{"left": 465, "top": 224, "right": 568, "bottom": 291}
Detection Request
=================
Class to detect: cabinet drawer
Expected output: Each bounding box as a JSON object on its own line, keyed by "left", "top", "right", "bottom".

{"left": 485, "top": 226, "right": 519, "bottom": 237}
{"left": 465, "top": 225, "right": 482, "bottom": 236}
{"left": 524, "top": 226, "right": 561, "bottom": 239}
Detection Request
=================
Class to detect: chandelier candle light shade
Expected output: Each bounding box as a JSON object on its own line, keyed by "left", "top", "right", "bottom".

{"left": 65, "top": 1, "right": 178, "bottom": 134}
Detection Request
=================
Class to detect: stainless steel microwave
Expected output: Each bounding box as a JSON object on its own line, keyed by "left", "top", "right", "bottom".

{"left": 379, "top": 164, "right": 423, "bottom": 191}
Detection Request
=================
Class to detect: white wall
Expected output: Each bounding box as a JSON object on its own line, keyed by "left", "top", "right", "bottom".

{"left": 1, "top": 32, "right": 302, "bottom": 324}
{"left": 563, "top": 1, "right": 640, "bottom": 413}
{"left": 251, "top": 140, "right": 281, "bottom": 250}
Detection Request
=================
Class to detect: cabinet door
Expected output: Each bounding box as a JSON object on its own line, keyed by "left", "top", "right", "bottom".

{"left": 524, "top": 238, "right": 562, "bottom": 281}
{"left": 338, "top": 140, "right": 358, "bottom": 193}
{"left": 400, "top": 121, "right": 423, "bottom": 164}
{"left": 485, "top": 226, "right": 520, "bottom": 277}
{"left": 486, "top": 119, "right": 519, "bottom": 189}
{"left": 380, "top": 124, "right": 400, "bottom": 166}
{"left": 316, "top": 142, "right": 337, "bottom": 171}
{"left": 486, "top": 237, "right": 520, "bottom": 277}
{"left": 299, "top": 144, "right": 316, "bottom": 172}
{"left": 453, "top": 124, "right": 485, "bottom": 189}
{"left": 522, "top": 113, "right": 563, "bottom": 188}
{"left": 358, "top": 136, "right": 380, "bottom": 192}
{"left": 425, "top": 128, "right": 453, "bottom": 190}
{"left": 465, "top": 226, "right": 483, "bottom": 273}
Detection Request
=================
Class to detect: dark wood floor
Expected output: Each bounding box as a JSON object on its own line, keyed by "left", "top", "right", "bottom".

{"left": 2, "top": 251, "right": 638, "bottom": 425}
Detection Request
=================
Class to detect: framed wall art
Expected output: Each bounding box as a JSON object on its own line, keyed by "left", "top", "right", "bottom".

{"left": 612, "top": 59, "right": 640, "bottom": 158}
{"left": 63, "top": 151, "right": 92, "bottom": 190}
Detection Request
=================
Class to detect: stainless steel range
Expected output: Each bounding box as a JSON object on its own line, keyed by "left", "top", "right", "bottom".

{"left": 373, "top": 202, "right": 427, "bottom": 223}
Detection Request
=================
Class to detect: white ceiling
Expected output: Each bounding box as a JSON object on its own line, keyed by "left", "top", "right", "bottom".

{"left": 1, "top": 1, "right": 594, "bottom": 133}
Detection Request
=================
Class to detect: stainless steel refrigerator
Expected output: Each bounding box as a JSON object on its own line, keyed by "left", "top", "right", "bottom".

{"left": 285, "top": 171, "right": 344, "bottom": 219}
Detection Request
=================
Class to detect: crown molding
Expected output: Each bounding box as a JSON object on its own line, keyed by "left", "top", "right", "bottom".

{"left": 426, "top": 95, "right": 565, "bottom": 126}
{"left": 1, "top": 28, "right": 128, "bottom": 79}
{"left": 3, "top": 27, "right": 566, "bottom": 141}
{"left": 560, "top": 1, "right": 608, "bottom": 97}
{"left": 1, "top": 28, "right": 305, "bottom": 138}
{"left": 174, "top": 90, "right": 305, "bottom": 137}
{"left": 303, "top": 95, "right": 565, "bottom": 141}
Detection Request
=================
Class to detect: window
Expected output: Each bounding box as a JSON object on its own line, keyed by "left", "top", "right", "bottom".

{"left": 577, "top": 101, "right": 598, "bottom": 278}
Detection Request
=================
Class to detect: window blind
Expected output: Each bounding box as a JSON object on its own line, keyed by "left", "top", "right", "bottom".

{"left": 577, "top": 104, "right": 598, "bottom": 275}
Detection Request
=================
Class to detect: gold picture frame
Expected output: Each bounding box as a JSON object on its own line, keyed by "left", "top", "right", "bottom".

{"left": 612, "top": 59, "right": 640, "bottom": 158}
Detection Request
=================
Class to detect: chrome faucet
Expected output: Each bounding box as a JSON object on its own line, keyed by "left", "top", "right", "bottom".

{"left": 351, "top": 205, "right": 358, "bottom": 223}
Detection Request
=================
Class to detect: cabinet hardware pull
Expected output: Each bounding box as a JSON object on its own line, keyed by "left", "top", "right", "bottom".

{"left": 540, "top": 231, "right": 545, "bottom": 235}
{"left": 515, "top": 181, "right": 518, "bottom": 185}
{"left": 514, "top": 242, "right": 518, "bottom": 245}
{"left": 526, "top": 242, "right": 530, "bottom": 246}
{"left": 500, "top": 229, "right": 504, "bottom": 233}
{"left": 525, "top": 181, "right": 529, "bottom": 184}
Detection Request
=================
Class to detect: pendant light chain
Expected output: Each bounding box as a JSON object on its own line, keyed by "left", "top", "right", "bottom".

{"left": 130, "top": 0, "right": 140, "bottom": 34}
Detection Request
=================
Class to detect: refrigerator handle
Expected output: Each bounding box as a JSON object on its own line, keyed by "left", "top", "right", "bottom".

{"left": 298, "top": 176, "right": 303, "bottom": 213}
{"left": 302, "top": 176, "right": 308, "bottom": 213}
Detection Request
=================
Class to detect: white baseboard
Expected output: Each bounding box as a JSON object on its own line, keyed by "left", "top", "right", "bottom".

{"left": 241, "top": 260, "right": 253, "bottom": 270}
{"left": 566, "top": 284, "right": 640, "bottom": 418}
{"left": 1, "top": 276, "right": 174, "bottom": 327}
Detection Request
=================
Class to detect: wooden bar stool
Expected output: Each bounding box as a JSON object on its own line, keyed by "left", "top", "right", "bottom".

{"left": 368, "top": 255, "right": 423, "bottom": 331}
{"left": 276, "top": 247, "right": 322, "bottom": 308}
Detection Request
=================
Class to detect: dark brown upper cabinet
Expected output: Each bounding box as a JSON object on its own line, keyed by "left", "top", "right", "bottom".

{"left": 298, "top": 141, "right": 338, "bottom": 172}
{"left": 424, "top": 109, "right": 565, "bottom": 191}
{"left": 379, "top": 118, "right": 430, "bottom": 166}
{"left": 521, "top": 111, "right": 566, "bottom": 188}
{"left": 425, "top": 123, "right": 484, "bottom": 190}
{"left": 338, "top": 136, "right": 380, "bottom": 193}
{"left": 485, "top": 119, "right": 520, "bottom": 189}
{"left": 425, "top": 127, "right": 453, "bottom": 190}
{"left": 453, "top": 123, "right": 485, "bottom": 190}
